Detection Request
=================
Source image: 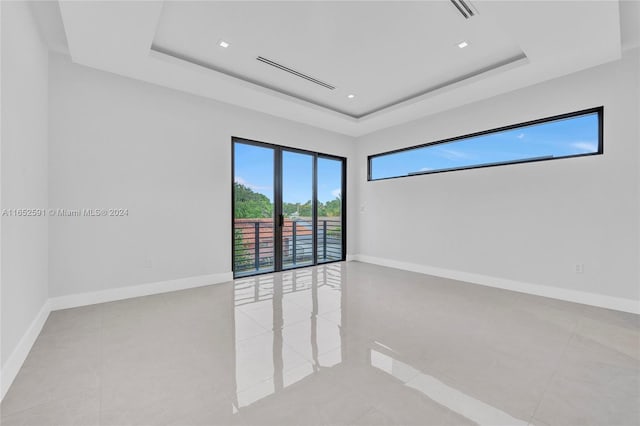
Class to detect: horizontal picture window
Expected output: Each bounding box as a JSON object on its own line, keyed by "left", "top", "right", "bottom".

{"left": 368, "top": 107, "right": 603, "bottom": 181}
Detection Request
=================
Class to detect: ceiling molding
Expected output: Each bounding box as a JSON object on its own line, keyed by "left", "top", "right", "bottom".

{"left": 150, "top": 44, "right": 356, "bottom": 117}
{"left": 56, "top": 1, "right": 622, "bottom": 137}
{"left": 151, "top": 44, "right": 528, "bottom": 121}
{"left": 354, "top": 53, "right": 528, "bottom": 119}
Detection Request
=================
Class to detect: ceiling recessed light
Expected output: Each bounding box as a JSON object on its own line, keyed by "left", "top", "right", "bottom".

{"left": 458, "top": 41, "right": 469, "bottom": 49}
{"left": 218, "top": 40, "right": 230, "bottom": 48}
{"left": 347, "top": 94, "right": 355, "bottom": 99}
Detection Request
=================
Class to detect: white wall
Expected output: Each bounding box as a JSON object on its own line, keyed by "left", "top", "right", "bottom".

{"left": 355, "top": 48, "right": 640, "bottom": 304}
{"left": 48, "top": 53, "right": 355, "bottom": 297}
{"left": 1, "top": 1, "right": 49, "bottom": 368}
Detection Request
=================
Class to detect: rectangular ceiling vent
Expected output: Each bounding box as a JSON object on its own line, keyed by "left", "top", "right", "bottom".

{"left": 256, "top": 56, "right": 336, "bottom": 90}
{"left": 450, "top": 0, "right": 477, "bottom": 19}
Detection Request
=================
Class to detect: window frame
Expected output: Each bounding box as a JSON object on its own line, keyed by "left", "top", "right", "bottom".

{"left": 367, "top": 106, "right": 604, "bottom": 181}
{"left": 231, "top": 136, "right": 348, "bottom": 277}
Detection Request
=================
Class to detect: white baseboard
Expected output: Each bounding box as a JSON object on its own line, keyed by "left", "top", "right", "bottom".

{"left": 49, "top": 272, "right": 234, "bottom": 311}
{"left": 354, "top": 254, "right": 640, "bottom": 315}
{"left": 3, "top": 261, "right": 635, "bottom": 404}
{"left": 346, "top": 254, "right": 356, "bottom": 262}
{"left": 1, "top": 299, "right": 51, "bottom": 401}
{"left": 1, "top": 271, "right": 234, "bottom": 402}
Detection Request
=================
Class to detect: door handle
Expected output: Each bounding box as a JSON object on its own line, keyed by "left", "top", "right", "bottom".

{"left": 279, "top": 214, "right": 284, "bottom": 227}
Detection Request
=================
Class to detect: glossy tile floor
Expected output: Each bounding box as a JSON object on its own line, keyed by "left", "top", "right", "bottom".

{"left": 2, "top": 262, "right": 639, "bottom": 426}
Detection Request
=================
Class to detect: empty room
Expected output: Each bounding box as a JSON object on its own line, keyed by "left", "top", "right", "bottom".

{"left": 1, "top": 1, "right": 639, "bottom": 425}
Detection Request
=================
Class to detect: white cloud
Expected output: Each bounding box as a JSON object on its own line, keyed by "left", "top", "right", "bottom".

{"left": 234, "top": 176, "right": 271, "bottom": 191}
{"left": 420, "top": 167, "right": 432, "bottom": 172}
{"left": 439, "top": 149, "right": 469, "bottom": 160}
{"left": 331, "top": 188, "right": 341, "bottom": 198}
{"left": 571, "top": 141, "right": 597, "bottom": 152}
{"left": 517, "top": 133, "right": 525, "bottom": 139}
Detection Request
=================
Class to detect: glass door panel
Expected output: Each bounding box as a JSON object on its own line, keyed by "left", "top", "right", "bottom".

{"left": 281, "top": 150, "right": 314, "bottom": 269}
{"left": 233, "top": 138, "right": 345, "bottom": 278}
{"left": 233, "top": 142, "right": 275, "bottom": 277}
{"left": 317, "top": 157, "right": 343, "bottom": 263}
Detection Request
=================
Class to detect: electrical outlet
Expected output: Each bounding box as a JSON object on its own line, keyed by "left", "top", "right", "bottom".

{"left": 575, "top": 263, "right": 584, "bottom": 274}
{"left": 143, "top": 257, "right": 153, "bottom": 269}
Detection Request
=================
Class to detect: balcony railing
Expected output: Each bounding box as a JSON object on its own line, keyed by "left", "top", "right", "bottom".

{"left": 234, "top": 218, "right": 342, "bottom": 276}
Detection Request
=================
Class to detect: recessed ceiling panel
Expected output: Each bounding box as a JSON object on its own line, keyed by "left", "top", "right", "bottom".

{"left": 152, "top": 1, "right": 525, "bottom": 118}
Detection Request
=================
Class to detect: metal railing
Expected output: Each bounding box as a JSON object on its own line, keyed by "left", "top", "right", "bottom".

{"left": 234, "top": 218, "right": 342, "bottom": 275}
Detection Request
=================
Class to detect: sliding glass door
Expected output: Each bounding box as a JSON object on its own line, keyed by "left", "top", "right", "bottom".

{"left": 233, "top": 142, "right": 276, "bottom": 275}
{"left": 316, "top": 157, "right": 344, "bottom": 263}
{"left": 232, "top": 138, "right": 345, "bottom": 278}
{"left": 281, "top": 150, "right": 315, "bottom": 270}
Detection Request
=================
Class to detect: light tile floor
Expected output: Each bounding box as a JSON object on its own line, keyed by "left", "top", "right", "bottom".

{"left": 1, "top": 261, "right": 639, "bottom": 425}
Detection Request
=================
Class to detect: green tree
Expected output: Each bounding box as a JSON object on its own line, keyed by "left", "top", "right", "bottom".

{"left": 234, "top": 182, "right": 341, "bottom": 219}
{"left": 234, "top": 182, "right": 273, "bottom": 218}
{"left": 298, "top": 201, "right": 312, "bottom": 217}
{"left": 323, "top": 198, "right": 341, "bottom": 217}
{"left": 282, "top": 202, "right": 298, "bottom": 216}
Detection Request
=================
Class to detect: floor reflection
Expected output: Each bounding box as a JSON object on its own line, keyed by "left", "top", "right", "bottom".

{"left": 232, "top": 262, "right": 520, "bottom": 422}
{"left": 232, "top": 264, "right": 345, "bottom": 411}
{"left": 370, "top": 347, "right": 528, "bottom": 426}
{"left": 228, "top": 261, "right": 639, "bottom": 425}
{"left": 2, "top": 262, "right": 637, "bottom": 425}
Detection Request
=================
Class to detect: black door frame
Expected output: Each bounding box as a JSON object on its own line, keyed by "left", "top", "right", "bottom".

{"left": 231, "top": 137, "right": 347, "bottom": 278}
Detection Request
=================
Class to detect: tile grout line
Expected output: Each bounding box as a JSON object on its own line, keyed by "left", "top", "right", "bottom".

{"left": 527, "top": 317, "right": 581, "bottom": 425}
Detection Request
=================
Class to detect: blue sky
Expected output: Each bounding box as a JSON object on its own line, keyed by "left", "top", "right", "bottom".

{"left": 371, "top": 112, "right": 600, "bottom": 179}
{"left": 234, "top": 143, "right": 342, "bottom": 203}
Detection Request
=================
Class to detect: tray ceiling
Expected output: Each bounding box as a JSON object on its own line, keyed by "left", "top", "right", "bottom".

{"left": 53, "top": 1, "right": 623, "bottom": 136}
{"left": 151, "top": 1, "right": 526, "bottom": 118}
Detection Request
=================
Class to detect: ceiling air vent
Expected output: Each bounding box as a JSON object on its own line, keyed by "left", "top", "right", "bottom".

{"left": 256, "top": 56, "right": 336, "bottom": 90}
{"left": 450, "top": 0, "right": 477, "bottom": 19}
